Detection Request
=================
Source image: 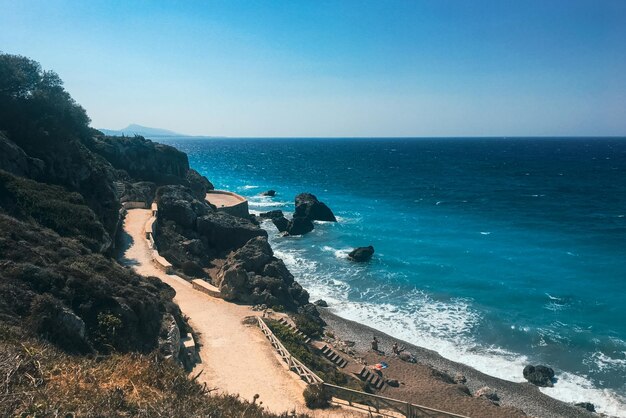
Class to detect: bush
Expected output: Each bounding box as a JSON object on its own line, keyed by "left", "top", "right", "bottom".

{"left": 303, "top": 383, "right": 331, "bottom": 409}
{"left": 293, "top": 313, "right": 324, "bottom": 338}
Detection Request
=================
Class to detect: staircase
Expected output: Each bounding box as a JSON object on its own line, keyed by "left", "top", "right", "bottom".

{"left": 113, "top": 181, "right": 125, "bottom": 199}
{"left": 319, "top": 344, "right": 348, "bottom": 368}
{"left": 356, "top": 365, "right": 385, "bottom": 390}
{"left": 277, "top": 317, "right": 311, "bottom": 344}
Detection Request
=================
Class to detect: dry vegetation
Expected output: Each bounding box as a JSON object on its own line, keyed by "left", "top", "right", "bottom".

{"left": 0, "top": 326, "right": 308, "bottom": 418}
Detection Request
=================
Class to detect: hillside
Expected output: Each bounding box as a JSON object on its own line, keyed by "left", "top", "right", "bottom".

{"left": 0, "top": 53, "right": 304, "bottom": 417}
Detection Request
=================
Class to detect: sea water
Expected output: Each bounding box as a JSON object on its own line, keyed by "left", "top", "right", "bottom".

{"left": 159, "top": 137, "right": 626, "bottom": 416}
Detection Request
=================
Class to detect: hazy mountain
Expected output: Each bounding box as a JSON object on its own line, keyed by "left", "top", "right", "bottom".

{"left": 99, "top": 124, "right": 186, "bottom": 137}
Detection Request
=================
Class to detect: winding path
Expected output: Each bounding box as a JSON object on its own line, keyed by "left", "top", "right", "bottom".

{"left": 119, "top": 209, "right": 313, "bottom": 414}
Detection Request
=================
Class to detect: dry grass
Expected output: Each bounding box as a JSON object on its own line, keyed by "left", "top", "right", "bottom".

{"left": 0, "top": 326, "right": 308, "bottom": 418}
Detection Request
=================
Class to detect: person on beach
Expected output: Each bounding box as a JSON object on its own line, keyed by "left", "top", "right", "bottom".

{"left": 392, "top": 342, "right": 400, "bottom": 355}
{"left": 371, "top": 336, "right": 379, "bottom": 351}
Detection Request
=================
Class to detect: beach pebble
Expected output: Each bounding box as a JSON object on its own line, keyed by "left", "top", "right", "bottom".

{"left": 454, "top": 372, "right": 467, "bottom": 384}
{"left": 474, "top": 386, "right": 499, "bottom": 403}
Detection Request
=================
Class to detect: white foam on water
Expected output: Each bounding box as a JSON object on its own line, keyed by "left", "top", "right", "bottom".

{"left": 540, "top": 372, "right": 626, "bottom": 417}
{"left": 241, "top": 185, "right": 259, "bottom": 189}
{"left": 267, "top": 223, "right": 626, "bottom": 416}
{"left": 271, "top": 245, "right": 626, "bottom": 416}
{"left": 320, "top": 246, "right": 351, "bottom": 259}
{"left": 248, "top": 200, "right": 291, "bottom": 208}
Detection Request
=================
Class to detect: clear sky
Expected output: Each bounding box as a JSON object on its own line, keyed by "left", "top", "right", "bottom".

{"left": 1, "top": 0, "right": 625, "bottom": 137}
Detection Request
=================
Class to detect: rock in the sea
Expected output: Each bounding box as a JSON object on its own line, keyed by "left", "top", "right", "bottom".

{"left": 272, "top": 216, "right": 289, "bottom": 233}
{"left": 261, "top": 189, "right": 276, "bottom": 197}
{"left": 523, "top": 364, "right": 555, "bottom": 387}
{"left": 348, "top": 246, "right": 375, "bottom": 262}
{"left": 314, "top": 299, "right": 328, "bottom": 307}
{"left": 259, "top": 210, "right": 284, "bottom": 219}
{"left": 294, "top": 193, "right": 337, "bottom": 222}
{"left": 474, "top": 386, "right": 499, "bottom": 403}
{"left": 574, "top": 402, "right": 595, "bottom": 412}
{"left": 287, "top": 216, "right": 314, "bottom": 235}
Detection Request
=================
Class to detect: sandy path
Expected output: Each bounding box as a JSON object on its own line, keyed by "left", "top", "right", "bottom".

{"left": 120, "top": 209, "right": 306, "bottom": 413}
{"left": 120, "top": 209, "right": 358, "bottom": 417}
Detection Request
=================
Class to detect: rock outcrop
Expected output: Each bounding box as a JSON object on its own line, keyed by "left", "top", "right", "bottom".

{"left": 186, "top": 168, "right": 214, "bottom": 200}
{"left": 89, "top": 135, "right": 189, "bottom": 184}
{"left": 261, "top": 190, "right": 276, "bottom": 197}
{"left": 155, "top": 185, "right": 266, "bottom": 269}
{"left": 523, "top": 365, "right": 555, "bottom": 387}
{"left": 287, "top": 216, "right": 314, "bottom": 235}
{"left": 294, "top": 193, "right": 337, "bottom": 222}
{"left": 215, "top": 237, "right": 309, "bottom": 309}
{"left": 348, "top": 246, "right": 375, "bottom": 262}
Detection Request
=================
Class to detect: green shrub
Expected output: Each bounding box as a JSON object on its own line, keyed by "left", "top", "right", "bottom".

{"left": 303, "top": 383, "right": 331, "bottom": 409}
{"left": 293, "top": 313, "right": 324, "bottom": 338}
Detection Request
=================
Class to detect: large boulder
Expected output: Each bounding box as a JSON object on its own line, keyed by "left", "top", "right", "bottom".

{"left": 287, "top": 216, "right": 314, "bottom": 235}
{"left": 215, "top": 237, "right": 309, "bottom": 309}
{"left": 294, "top": 193, "right": 337, "bottom": 222}
{"left": 261, "top": 190, "right": 276, "bottom": 197}
{"left": 272, "top": 216, "right": 290, "bottom": 233}
{"left": 157, "top": 185, "right": 209, "bottom": 229}
{"left": 348, "top": 246, "right": 375, "bottom": 262}
{"left": 259, "top": 210, "right": 284, "bottom": 219}
{"left": 523, "top": 365, "right": 555, "bottom": 387}
{"left": 196, "top": 212, "right": 267, "bottom": 252}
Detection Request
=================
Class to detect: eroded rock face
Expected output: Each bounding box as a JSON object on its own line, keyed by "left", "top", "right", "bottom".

{"left": 121, "top": 181, "right": 156, "bottom": 205}
{"left": 523, "top": 365, "right": 555, "bottom": 387}
{"left": 196, "top": 212, "right": 267, "bottom": 252}
{"left": 155, "top": 185, "right": 266, "bottom": 269}
{"left": 186, "top": 169, "right": 214, "bottom": 200}
{"left": 215, "top": 237, "right": 309, "bottom": 309}
{"left": 294, "top": 193, "right": 337, "bottom": 222}
{"left": 158, "top": 313, "right": 181, "bottom": 360}
{"left": 90, "top": 135, "right": 189, "bottom": 184}
{"left": 348, "top": 246, "right": 375, "bottom": 262}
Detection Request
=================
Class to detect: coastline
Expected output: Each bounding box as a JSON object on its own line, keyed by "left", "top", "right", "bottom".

{"left": 318, "top": 309, "right": 595, "bottom": 418}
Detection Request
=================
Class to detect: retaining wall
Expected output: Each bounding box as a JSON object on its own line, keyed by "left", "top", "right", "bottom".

{"left": 205, "top": 190, "right": 249, "bottom": 218}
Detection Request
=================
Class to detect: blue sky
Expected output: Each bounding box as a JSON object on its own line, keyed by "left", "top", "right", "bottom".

{"left": 1, "top": 0, "right": 625, "bottom": 137}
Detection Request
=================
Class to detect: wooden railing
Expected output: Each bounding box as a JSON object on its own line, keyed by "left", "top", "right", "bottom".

{"left": 322, "top": 383, "right": 470, "bottom": 418}
{"left": 257, "top": 317, "right": 323, "bottom": 384}
{"left": 257, "top": 317, "right": 470, "bottom": 418}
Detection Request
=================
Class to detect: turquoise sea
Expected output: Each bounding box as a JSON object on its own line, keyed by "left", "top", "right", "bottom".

{"left": 160, "top": 137, "right": 626, "bottom": 416}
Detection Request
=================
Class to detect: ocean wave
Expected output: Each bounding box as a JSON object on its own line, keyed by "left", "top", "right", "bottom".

{"left": 321, "top": 246, "right": 352, "bottom": 259}
{"left": 540, "top": 372, "right": 626, "bottom": 418}
{"left": 248, "top": 200, "right": 291, "bottom": 208}
{"left": 241, "top": 185, "right": 259, "bottom": 189}
{"left": 271, "top": 242, "right": 626, "bottom": 416}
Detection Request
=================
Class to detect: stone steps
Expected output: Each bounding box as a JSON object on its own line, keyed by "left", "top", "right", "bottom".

{"left": 357, "top": 365, "right": 385, "bottom": 390}
{"left": 277, "top": 317, "right": 311, "bottom": 344}
{"left": 319, "top": 344, "right": 348, "bottom": 368}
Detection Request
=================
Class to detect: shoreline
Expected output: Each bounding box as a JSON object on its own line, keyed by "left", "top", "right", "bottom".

{"left": 317, "top": 309, "right": 596, "bottom": 418}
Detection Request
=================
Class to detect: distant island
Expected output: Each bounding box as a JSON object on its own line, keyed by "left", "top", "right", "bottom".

{"left": 98, "top": 124, "right": 187, "bottom": 137}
